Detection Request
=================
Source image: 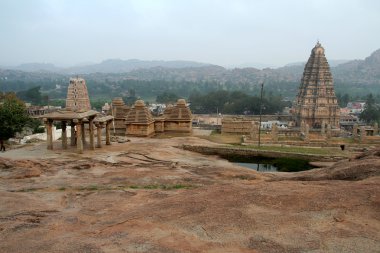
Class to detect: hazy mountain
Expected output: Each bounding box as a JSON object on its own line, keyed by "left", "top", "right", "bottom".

{"left": 333, "top": 49, "right": 380, "bottom": 85}
{"left": 1, "top": 49, "right": 379, "bottom": 99}
{"left": 4, "top": 59, "right": 212, "bottom": 74}
{"left": 11, "top": 63, "right": 62, "bottom": 72}
{"left": 285, "top": 59, "right": 351, "bottom": 67}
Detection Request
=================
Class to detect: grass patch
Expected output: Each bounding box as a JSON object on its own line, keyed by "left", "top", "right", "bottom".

{"left": 18, "top": 188, "right": 39, "bottom": 192}
{"left": 78, "top": 185, "right": 101, "bottom": 191}
{"left": 231, "top": 144, "right": 347, "bottom": 156}
{"left": 58, "top": 187, "right": 66, "bottom": 191}
{"left": 129, "top": 184, "right": 192, "bottom": 190}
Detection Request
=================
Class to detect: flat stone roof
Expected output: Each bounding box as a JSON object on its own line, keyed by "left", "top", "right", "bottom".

{"left": 41, "top": 109, "right": 99, "bottom": 120}
{"left": 94, "top": 115, "right": 114, "bottom": 123}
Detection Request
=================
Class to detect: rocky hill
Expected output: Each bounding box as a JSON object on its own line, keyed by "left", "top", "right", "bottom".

{"left": 333, "top": 49, "right": 380, "bottom": 85}
{"left": 0, "top": 49, "right": 379, "bottom": 99}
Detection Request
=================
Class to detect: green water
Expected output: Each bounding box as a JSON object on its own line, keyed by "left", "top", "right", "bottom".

{"left": 222, "top": 155, "right": 314, "bottom": 172}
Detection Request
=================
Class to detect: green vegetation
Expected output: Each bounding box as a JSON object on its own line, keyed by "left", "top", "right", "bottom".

{"left": 189, "top": 90, "right": 290, "bottom": 114}
{"left": 237, "top": 145, "right": 347, "bottom": 156}
{"left": 360, "top": 93, "right": 380, "bottom": 124}
{"left": 2, "top": 72, "right": 379, "bottom": 107}
{"left": 131, "top": 184, "right": 192, "bottom": 190}
{"left": 0, "top": 93, "right": 30, "bottom": 150}
{"left": 26, "top": 118, "right": 45, "bottom": 134}
{"left": 156, "top": 91, "right": 180, "bottom": 104}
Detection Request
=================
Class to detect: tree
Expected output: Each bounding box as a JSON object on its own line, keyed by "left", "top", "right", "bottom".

{"left": 156, "top": 91, "right": 179, "bottom": 104}
{"left": 0, "top": 93, "right": 30, "bottom": 151}
{"left": 360, "top": 94, "right": 380, "bottom": 124}
{"left": 16, "top": 86, "right": 43, "bottom": 105}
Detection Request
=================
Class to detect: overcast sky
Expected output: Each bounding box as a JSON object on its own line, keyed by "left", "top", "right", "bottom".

{"left": 0, "top": 0, "right": 379, "bottom": 67}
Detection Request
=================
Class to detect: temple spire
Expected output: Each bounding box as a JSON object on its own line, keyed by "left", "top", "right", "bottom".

{"left": 293, "top": 43, "right": 340, "bottom": 129}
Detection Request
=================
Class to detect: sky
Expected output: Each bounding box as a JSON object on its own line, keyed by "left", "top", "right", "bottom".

{"left": 0, "top": 0, "right": 379, "bottom": 68}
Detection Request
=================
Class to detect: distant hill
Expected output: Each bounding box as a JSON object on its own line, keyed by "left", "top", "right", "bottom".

{"left": 1, "top": 49, "right": 379, "bottom": 100}
{"left": 12, "top": 63, "right": 61, "bottom": 73}
{"left": 3, "top": 59, "right": 212, "bottom": 74}
{"left": 285, "top": 59, "right": 350, "bottom": 67}
{"left": 333, "top": 49, "right": 380, "bottom": 85}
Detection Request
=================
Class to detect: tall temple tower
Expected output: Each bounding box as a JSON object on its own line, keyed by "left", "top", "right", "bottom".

{"left": 65, "top": 77, "right": 91, "bottom": 111}
{"left": 294, "top": 42, "right": 340, "bottom": 128}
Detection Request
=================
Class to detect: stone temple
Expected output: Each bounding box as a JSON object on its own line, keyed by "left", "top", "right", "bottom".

{"left": 294, "top": 42, "right": 340, "bottom": 129}
{"left": 66, "top": 77, "right": 91, "bottom": 111}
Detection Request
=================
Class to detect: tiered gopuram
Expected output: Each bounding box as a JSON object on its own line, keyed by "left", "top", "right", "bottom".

{"left": 66, "top": 77, "right": 92, "bottom": 111}
{"left": 294, "top": 42, "right": 340, "bottom": 129}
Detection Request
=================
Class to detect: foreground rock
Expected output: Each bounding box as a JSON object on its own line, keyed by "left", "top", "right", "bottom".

{"left": 0, "top": 137, "right": 379, "bottom": 253}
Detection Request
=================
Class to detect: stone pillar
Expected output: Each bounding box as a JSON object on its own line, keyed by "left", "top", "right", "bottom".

{"left": 271, "top": 124, "right": 278, "bottom": 142}
{"left": 70, "top": 121, "right": 76, "bottom": 146}
{"left": 360, "top": 126, "right": 366, "bottom": 142}
{"left": 374, "top": 123, "right": 379, "bottom": 135}
{"left": 75, "top": 120, "right": 83, "bottom": 154}
{"left": 61, "top": 121, "right": 67, "bottom": 149}
{"left": 81, "top": 121, "right": 86, "bottom": 145}
{"left": 300, "top": 121, "right": 305, "bottom": 133}
{"left": 304, "top": 124, "right": 310, "bottom": 142}
{"left": 89, "top": 117, "right": 95, "bottom": 150}
{"left": 326, "top": 124, "right": 332, "bottom": 139}
{"left": 45, "top": 119, "right": 53, "bottom": 150}
{"left": 250, "top": 122, "right": 258, "bottom": 140}
{"left": 353, "top": 124, "right": 358, "bottom": 138}
{"left": 321, "top": 122, "right": 326, "bottom": 137}
{"left": 96, "top": 123, "right": 103, "bottom": 148}
{"left": 106, "top": 121, "right": 111, "bottom": 145}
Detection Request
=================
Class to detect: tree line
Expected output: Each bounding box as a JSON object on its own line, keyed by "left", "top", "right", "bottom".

{"left": 187, "top": 90, "right": 290, "bottom": 115}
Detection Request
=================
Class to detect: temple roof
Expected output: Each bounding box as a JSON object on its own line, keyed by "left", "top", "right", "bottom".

{"left": 164, "top": 99, "right": 192, "bottom": 121}
{"left": 112, "top": 97, "right": 125, "bottom": 106}
{"left": 125, "top": 100, "right": 154, "bottom": 124}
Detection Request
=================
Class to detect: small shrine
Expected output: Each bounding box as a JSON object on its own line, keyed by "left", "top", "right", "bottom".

{"left": 110, "top": 97, "right": 130, "bottom": 135}
{"left": 163, "top": 99, "right": 193, "bottom": 133}
{"left": 125, "top": 100, "right": 155, "bottom": 136}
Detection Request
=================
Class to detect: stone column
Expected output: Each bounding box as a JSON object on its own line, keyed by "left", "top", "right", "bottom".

{"left": 61, "top": 121, "right": 67, "bottom": 149}
{"left": 360, "top": 126, "right": 366, "bottom": 143}
{"left": 321, "top": 122, "right": 326, "bottom": 137}
{"left": 304, "top": 124, "right": 310, "bottom": 142}
{"left": 374, "top": 123, "right": 379, "bottom": 135}
{"left": 326, "top": 124, "right": 332, "bottom": 139}
{"left": 106, "top": 121, "right": 111, "bottom": 145}
{"left": 96, "top": 123, "right": 103, "bottom": 148}
{"left": 45, "top": 119, "right": 53, "bottom": 150}
{"left": 89, "top": 117, "right": 95, "bottom": 150}
{"left": 271, "top": 124, "right": 278, "bottom": 142}
{"left": 353, "top": 124, "right": 358, "bottom": 138}
{"left": 75, "top": 120, "right": 83, "bottom": 154}
{"left": 81, "top": 121, "right": 86, "bottom": 145}
{"left": 70, "top": 121, "right": 76, "bottom": 146}
{"left": 250, "top": 122, "right": 258, "bottom": 140}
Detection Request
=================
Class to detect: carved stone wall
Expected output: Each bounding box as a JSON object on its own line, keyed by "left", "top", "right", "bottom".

{"left": 66, "top": 78, "right": 91, "bottom": 112}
